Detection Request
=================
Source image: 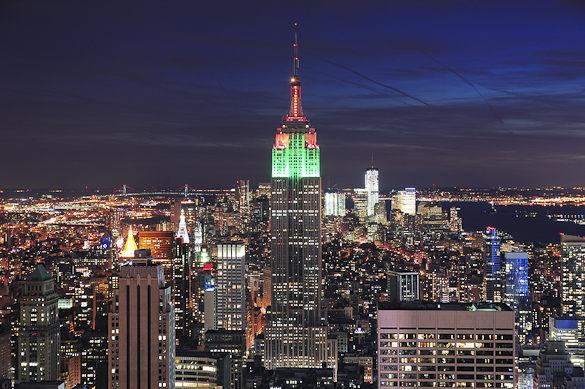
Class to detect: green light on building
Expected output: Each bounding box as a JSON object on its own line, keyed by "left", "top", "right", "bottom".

{"left": 272, "top": 132, "right": 320, "bottom": 178}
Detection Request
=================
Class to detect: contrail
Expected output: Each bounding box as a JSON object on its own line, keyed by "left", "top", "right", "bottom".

{"left": 308, "top": 70, "right": 417, "bottom": 107}
{"left": 421, "top": 51, "right": 504, "bottom": 126}
{"left": 322, "top": 58, "right": 430, "bottom": 107}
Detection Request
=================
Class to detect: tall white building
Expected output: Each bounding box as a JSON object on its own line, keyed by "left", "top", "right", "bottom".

{"left": 378, "top": 302, "right": 515, "bottom": 388}
{"left": 176, "top": 209, "right": 190, "bottom": 244}
{"left": 216, "top": 243, "right": 246, "bottom": 332}
{"left": 324, "top": 192, "right": 346, "bottom": 217}
{"left": 365, "top": 167, "right": 379, "bottom": 217}
{"left": 392, "top": 188, "right": 416, "bottom": 215}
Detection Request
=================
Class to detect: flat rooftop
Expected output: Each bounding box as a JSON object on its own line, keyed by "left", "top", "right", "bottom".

{"left": 379, "top": 301, "right": 513, "bottom": 312}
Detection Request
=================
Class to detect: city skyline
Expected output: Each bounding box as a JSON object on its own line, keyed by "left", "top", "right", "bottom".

{"left": 3, "top": 5, "right": 585, "bottom": 388}
{"left": 2, "top": 1, "right": 585, "bottom": 189}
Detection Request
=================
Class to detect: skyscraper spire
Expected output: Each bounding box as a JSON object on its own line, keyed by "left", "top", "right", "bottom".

{"left": 176, "top": 209, "right": 190, "bottom": 244}
{"left": 292, "top": 21, "right": 300, "bottom": 76}
{"left": 120, "top": 225, "right": 138, "bottom": 258}
{"left": 286, "top": 21, "right": 305, "bottom": 121}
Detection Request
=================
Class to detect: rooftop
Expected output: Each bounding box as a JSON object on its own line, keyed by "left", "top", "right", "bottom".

{"left": 379, "top": 301, "right": 513, "bottom": 312}
{"left": 27, "top": 264, "right": 51, "bottom": 281}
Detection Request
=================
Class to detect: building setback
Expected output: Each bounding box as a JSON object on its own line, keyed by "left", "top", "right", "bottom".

{"left": 264, "top": 25, "right": 336, "bottom": 374}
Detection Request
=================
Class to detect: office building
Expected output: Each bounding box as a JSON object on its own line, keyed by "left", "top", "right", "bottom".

{"left": 108, "top": 261, "right": 175, "bottom": 389}
{"left": 175, "top": 351, "right": 228, "bottom": 389}
{"left": 387, "top": 271, "right": 420, "bottom": 302}
{"left": 504, "top": 252, "right": 532, "bottom": 344}
{"left": 392, "top": 188, "right": 416, "bottom": 216}
{"left": 236, "top": 179, "right": 250, "bottom": 223}
{"left": 18, "top": 265, "right": 61, "bottom": 383}
{"left": 378, "top": 302, "right": 515, "bottom": 388}
{"left": 352, "top": 188, "right": 369, "bottom": 222}
{"left": 365, "top": 166, "right": 379, "bottom": 217}
{"left": 484, "top": 227, "right": 502, "bottom": 303}
{"left": 561, "top": 234, "right": 585, "bottom": 318}
{"left": 534, "top": 341, "right": 585, "bottom": 389}
{"left": 549, "top": 317, "right": 585, "bottom": 367}
{"left": 216, "top": 243, "right": 246, "bottom": 332}
{"left": 173, "top": 238, "right": 192, "bottom": 343}
{"left": 324, "top": 191, "right": 346, "bottom": 217}
{"left": 138, "top": 230, "right": 173, "bottom": 262}
{"left": 265, "top": 26, "right": 335, "bottom": 373}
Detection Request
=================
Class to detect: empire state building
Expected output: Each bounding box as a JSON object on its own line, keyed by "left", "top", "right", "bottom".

{"left": 264, "top": 24, "right": 337, "bottom": 374}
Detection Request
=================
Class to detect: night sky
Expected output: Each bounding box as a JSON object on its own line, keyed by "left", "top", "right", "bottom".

{"left": 2, "top": 1, "right": 585, "bottom": 190}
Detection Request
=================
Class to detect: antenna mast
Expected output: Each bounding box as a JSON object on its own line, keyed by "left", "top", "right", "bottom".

{"left": 292, "top": 21, "right": 300, "bottom": 76}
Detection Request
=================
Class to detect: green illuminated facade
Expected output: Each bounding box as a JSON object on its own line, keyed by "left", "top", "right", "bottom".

{"left": 272, "top": 131, "right": 320, "bottom": 178}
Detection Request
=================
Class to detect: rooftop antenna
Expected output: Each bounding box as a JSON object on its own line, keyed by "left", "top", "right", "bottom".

{"left": 292, "top": 21, "right": 300, "bottom": 76}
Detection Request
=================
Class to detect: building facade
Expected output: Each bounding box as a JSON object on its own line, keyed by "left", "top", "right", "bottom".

{"left": 387, "top": 271, "right": 420, "bottom": 302}
{"left": 378, "top": 302, "right": 515, "bottom": 388}
{"left": 138, "top": 230, "right": 174, "bottom": 262}
{"left": 216, "top": 243, "right": 246, "bottom": 332}
{"left": 18, "top": 265, "right": 61, "bottom": 383}
{"left": 365, "top": 167, "right": 379, "bottom": 217}
{"left": 560, "top": 234, "right": 585, "bottom": 318}
{"left": 264, "top": 27, "right": 334, "bottom": 373}
{"left": 484, "top": 227, "right": 502, "bottom": 303}
{"left": 108, "top": 261, "right": 175, "bottom": 389}
{"left": 392, "top": 188, "right": 416, "bottom": 216}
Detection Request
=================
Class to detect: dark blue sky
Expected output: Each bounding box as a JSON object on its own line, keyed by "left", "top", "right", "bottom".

{"left": 2, "top": 1, "right": 585, "bottom": 189}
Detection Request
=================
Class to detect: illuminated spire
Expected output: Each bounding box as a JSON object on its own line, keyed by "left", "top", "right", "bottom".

{"left": 286, "top": 21, "right": 306, "bottom": 122}
{"left": 120, "top": 226, "right": 138, "bottom": 258}
{"left": 176, "top": 209, "right": 190, "bottom": 243}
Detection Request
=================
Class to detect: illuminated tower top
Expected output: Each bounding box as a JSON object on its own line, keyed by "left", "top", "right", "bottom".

{"left": 273, "top": 22, "right": 320, "bottom": 179}
{"left": 284, "top": 21, "right": 307, "bottom": 123}
{"left": 120, "top": 225, "right": 138, "bottom": 258}
{"left": 176, "top": 209, "right": 190, "bottom": 244}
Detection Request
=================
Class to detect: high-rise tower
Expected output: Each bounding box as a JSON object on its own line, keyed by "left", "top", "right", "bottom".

{"left": 365, "top": 165, "right": 379, "bottom": 217}
{"left": 108, "top": 261, "right": 175, "bottom": 388}
{"left": 483, "top": 227, "right": 502, "bottom": 303}
{"left": 18, "top": 265, "right": 60, "bottom": 383}
{"left": 265, "top": 24, "right": 336, "bottom": 373}
{"left": 560, "top": 234, "right": 585, "bottom": 318}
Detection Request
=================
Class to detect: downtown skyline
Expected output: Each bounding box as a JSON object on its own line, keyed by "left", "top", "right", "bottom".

{"left": 2, "top": 1, "right": 585, "bottom": 189}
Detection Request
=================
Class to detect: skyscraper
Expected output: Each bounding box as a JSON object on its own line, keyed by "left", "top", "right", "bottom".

{"left": 324, "top": 191, "right": 346, "bottom": 217}
{"left": 176, "top": 209, "right": 190, "bottom": 244}
{"left": 265, "top": 24, "right": 335, "bottom": 372}
{"left": 484, "top": 227, "right": 502, "bottom": 303}
{"left": 216, "top": 243, "right": 246, "bottom": 332}
{"left": 236, "top": 179, "right": 251, "bottom": 224}
{"left": 172, "top": 238, "right": 192, "bottom": 344}
{"left": 504, "top": 252, "right": 532, "bottom": 344}
{"left": 560, "top": 234, "right": 585, "bottom": 318}
{"left": 392, "top": 188, "right": 416, "bottom": 216}
{"left": 108, "top": 261, "right": 175, "bottom": 388}
{"left": 365, "top": 166, "right": 379, "bottom": 217}
{"left": 18, "top": 265, "right": 61, "bottom": 383}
